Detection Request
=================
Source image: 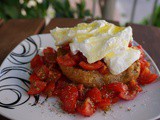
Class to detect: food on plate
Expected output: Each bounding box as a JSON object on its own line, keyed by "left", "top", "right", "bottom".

{"left": 28, "top": 20, "right": 158, "bottom": 117}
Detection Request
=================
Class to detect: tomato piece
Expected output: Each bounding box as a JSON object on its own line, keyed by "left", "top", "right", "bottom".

{"left": 107, "top": 82, "right": 128, "bottom": 93}
{"left": 28, "top": 81, "right": 47, "bottom": 95}
{"left": 62, "top": 43, "right": 70, "bottom": 51}
{"left": 111, "top": 96, "right": 120, "bottom": 104}
{"left": 128, "top": 41, "right": 132, "bottom": 47}
{"left": 60, "top": 85, "right": 78, "bottom": 113}
{"left": 139, "top": 58, "right": 150, "bottom": 72}
{"left": 98, "top": 64, "right": 109, "bottom": 75}
{"left": 34, "top": 65, "right": 49, "bottom": 80}
{"left": 77, "top": 84, "right": 85, "bottom": 100}
{"left": 47, "top": 70, "right": 61, "bottom": 82}
{"left": 43, "top": 47, "right": 56, "bottom": 54}
{"left": 129, "top": 80, "right": 142, "bottom": 92}
{"left": 136, "top": 45, "right": 145, "bottom": 59}
{"left": 97, "top": 98, "right": 111, "bottom": 111}
{"left": 139, "top": 73, "right": 158, "bottom": 85}
{"left": 29, "top": 73, "right": 41, "bottom": 83}
{"left": 86, "top": 87, "right": 102, "bottom": 103}
{"left": 31, "top": 55, "right": 43, "bottom": 69}
{"left": 43, "top": 81, "right": 55, "bottom": 97}
{"left": 76, "top": 98, "right": 95, "bottom": 117}
{"left": 43, "top": 47, "right": 57, "bottom": 64}
{"left": 119, "top": 90, "right": 137, "bottom": 100}
{"left": 57, "top": 53, "right": 76, "bottom": 67}
{"left": 79, "top": 61, "right": 103, "bottom": 70}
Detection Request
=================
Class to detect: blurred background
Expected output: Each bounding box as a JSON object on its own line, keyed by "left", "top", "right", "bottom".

{"left": 0, "top": 0, "right": 160, "bottom": 27}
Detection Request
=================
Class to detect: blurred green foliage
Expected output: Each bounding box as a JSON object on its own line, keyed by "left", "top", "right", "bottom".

{"left": 0, "top": 0, "right": 92, "bottom": 21}
{"left": 141, "top": 5, "right": 160, "bottom": 27}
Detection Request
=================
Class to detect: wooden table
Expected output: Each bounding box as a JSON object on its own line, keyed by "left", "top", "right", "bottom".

{"left": 0, "top": 18, "right": 160, "bottom": 120}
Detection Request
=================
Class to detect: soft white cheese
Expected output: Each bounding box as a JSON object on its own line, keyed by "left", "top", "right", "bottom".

{"left": 50, "top": 20, "right": 140, "bottom": 75}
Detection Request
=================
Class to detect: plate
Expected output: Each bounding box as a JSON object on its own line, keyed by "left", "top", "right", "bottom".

{"left": 0, "top": 34, "right": 160, "bottom": 120}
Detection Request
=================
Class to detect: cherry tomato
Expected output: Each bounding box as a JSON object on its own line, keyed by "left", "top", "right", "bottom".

{"left": 57, "top": 53, "right": 76, "bottom": 67}
{"left": 76, "top": 98, "right": 95, "bottom": 117}
{"left": 47, "top": 70, "right": 61, "bottom": 82}
{"left": 107, "top": 82, "right": 128, "bottom": 93}
{"left": 29, "top": 73, "right": 41, "bottom": 83}
{"left": 60, "top": 85, "right": 78, "bottom": 113}
{"left": 86, "top": 87, "right": 102, "bottom": 103}
{"left": 79, "top": 61, "right": 103, "bottom": 70}
{"left": 97, "top": 98, "right": 111, "bottom": 111}
{"left": 31, "top": 55, "right": 43, "bottom": 69}
{"left": 119, "top": 90, "right": 137, "bottom": 100}
{"left": 34, "top": 65, "right": 49, "bottom": 80}
{"left": 28, "top": 81, "right": 47, "bottom": 95}
{"left": 43, "top": 81, "right": 55, "bottom": 97}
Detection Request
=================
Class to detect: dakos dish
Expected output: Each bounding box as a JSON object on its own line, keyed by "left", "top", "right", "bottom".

{"left": 27, "top": 20, "right": 158, "bottom": 117}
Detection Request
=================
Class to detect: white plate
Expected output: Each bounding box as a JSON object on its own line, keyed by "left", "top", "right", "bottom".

{"left": 0, "top": 34, "right": 160, "bottom": 120}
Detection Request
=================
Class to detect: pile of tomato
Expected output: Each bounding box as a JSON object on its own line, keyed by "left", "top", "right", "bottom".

{"left": 28, "top": 45, "right": 158, "bottom": 117}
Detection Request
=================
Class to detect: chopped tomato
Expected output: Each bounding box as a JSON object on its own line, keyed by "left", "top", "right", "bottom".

{"left": 28, "top": 81, "right": 47, "bottom": 95}
{"left": 62, "top": 43, "right": 70, "bottom": 51}
{"left": 111, "top": 96, "right": 120, "bottom": 104}
{"left": 128, "top": 41, "right": 132, "bottom": 47}
{"left": 129, "top": 80, "right": 142, "bottom": 92}
{"left": 77, "top": 84, "right": 85, "bottom": 100}
{"left": 31, "top": 55, "right": 43, "bottom": 69}
{"left": 76, "top": 98, "right": 95, "bottom": 117}
{"left": 97, "top": 98, "right": 111, "bottom": 111}
{"left": 79, "top": 61, "right": 103, "bottom": 70}
{"left": 71, "top": 53, "right": 81, "bottom": 63}
{"left": 139, "top": 58, "right": 150, "bottom": 72}
{"left": 56, "top": 76, "right": 69, "bottom": 89}
{"left": 136, "top": 45, "right": 145, "bottom": 59}
{"left": 43, "top": 47, "right": 57, "bottom": 64}
{"left": 107, "top": 82, "right": 128, "bottom": 93}
{"left": 43, "top": 81, "right": 55, "bottom": 97}
{"left": 60, "top": 85, "right": 78, "bottom": 113}
{"left": 47, "top": 70, "right": 61, "bottom": 82}
{"left": 34, "top": 65, "right": 49, "bottom": 80}
{"left": 57, "top": 53, "right": 76, "bottom": 67}
{"left": 139, "top": 73, "right": 158, "bottom": 85}
{"left": 43, "top": 47, "right": 55, "bottom": 54}
{"left": 29, "top": 73, "right": 41, "bottom": 83}
{"left": 86, "top": 87, "right": 102, "bottom": 103}
{"left": 119, "top": 90, "right": 137, "bottom": 100}
{"left": 98, "top": 64, "right": 109, "bottom": 75}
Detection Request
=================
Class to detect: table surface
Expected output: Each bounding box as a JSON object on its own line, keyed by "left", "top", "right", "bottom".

{"left": 0, "top": 18, "right": 160, "bottom": 120}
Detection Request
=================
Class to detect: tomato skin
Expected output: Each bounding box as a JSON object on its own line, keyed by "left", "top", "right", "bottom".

{"left": 57, "top": 53, "right": 76, "bottom": 67}
{"left": 76, "top": 98, "right": 95, "bottom": 117}
{"left": 31, "top": 55, "right": 43, "bottom": 69}
{"left": 47, "top": 70, "right": 61, "bottom": 82}
{"left": 60, "top": 85, "right": 78, "bottom": 113}
{"left": 29, "top": 73, "right": 41, "bottom": 83}
{"left": 119, "top": 90, "right": 137, "bottom": 100}
{"left": 43, "top": 81, "right": 55, "bottom": 97}
{"left": 97, "top": 98, "right": 111, "bottom": 111}
{"left": 28, "top": 81, "right": 47, "bottom": 95}
{"left": 79, "top": 61, "right": 103, "bottom": 70}
{"left": 34, "top": 65, "right": 49, "bottom": 80}
{"left": 86, "top": 87, "right": 102, "bottom": 103}
{"left": 107, "top": 82, "right": 128, "bottom": 93}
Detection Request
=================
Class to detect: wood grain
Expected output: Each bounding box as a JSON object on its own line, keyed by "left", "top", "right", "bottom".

{"left": 42, "top": 18, "right": 119, "bottom": 33}
{"left": 127, "top": 23, "right": 160, "bottom": 69}
{"left": 0, "top": 19, "right": 45, "bottom": 65}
